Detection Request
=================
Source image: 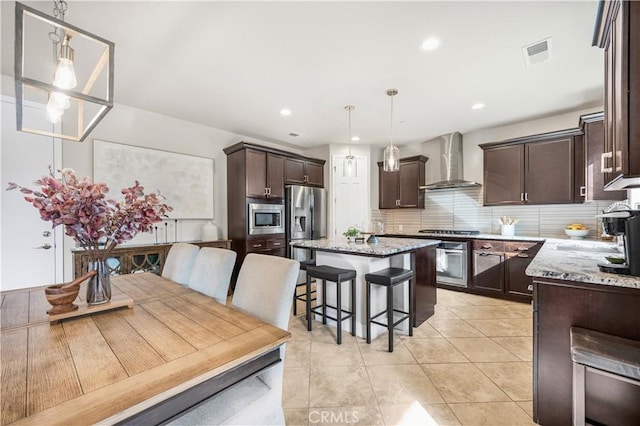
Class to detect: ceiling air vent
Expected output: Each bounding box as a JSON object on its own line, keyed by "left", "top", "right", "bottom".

{"left": 288, "top": 132, "right": 299, "bottom": 137}
{"left": 522, "top": 37, "right": 552, "bottom": 66}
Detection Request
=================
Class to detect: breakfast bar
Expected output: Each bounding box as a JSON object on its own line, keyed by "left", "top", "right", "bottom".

{"left": 289, "top": 237, "right": 440, "bottom": 339}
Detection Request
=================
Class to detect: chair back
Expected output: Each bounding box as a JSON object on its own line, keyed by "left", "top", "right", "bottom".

{"left": 161, "top": 243, "right": 200, "bottom": 285}
{"left": 188, "top": 248, "right": 237, "bottom": 303}
{"left": 232, "top": 254, "right": 300, "bottom": 330}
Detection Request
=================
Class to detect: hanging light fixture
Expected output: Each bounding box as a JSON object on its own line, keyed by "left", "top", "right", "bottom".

{"left": 15, "top": 1, "right": 114, "bottom": 142}
{"left": 383, "top": 88, "right": 400, "bottom": 172}
{"left": 343, "top": 105, "right": 357, "bottom": 177}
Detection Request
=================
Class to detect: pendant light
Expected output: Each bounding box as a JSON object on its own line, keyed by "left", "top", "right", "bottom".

{"left": 383, "top": 88, "right": 400, "bottom": 172}
{"left": 343, "top": 105, "right": 357, "bottom": 177}
{"left": 15, "top": 1, "right": 115, "bottom": 142}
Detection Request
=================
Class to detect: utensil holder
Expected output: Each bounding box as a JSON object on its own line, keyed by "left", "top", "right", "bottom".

{"left": 501, "top": 224, "right": 515, "bottom": 236}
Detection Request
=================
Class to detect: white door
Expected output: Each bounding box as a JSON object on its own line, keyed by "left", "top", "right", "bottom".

{"left": 1, "top": 97, "right": 63, "bottom": 291}
{"left": 332, "top": 155, "right": 369, "bottom": 239}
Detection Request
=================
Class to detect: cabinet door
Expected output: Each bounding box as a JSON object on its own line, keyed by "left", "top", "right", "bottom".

{"left": 284, "top": 158, "right": 306, "bottom": 185}
{"left": 398, "top": 161, "right": 422, "bottom": 208}
{"left": 305, "top": 162, "right": 324, "bottom": 187}
{"left": 483, "top": 145, "right": 524, "bottom": 205}
{"left": 505, "top": 254, "right": 533, "bottom": 297}
{"left": 246, "top": 150, "right": 267, "bottom": 197}
{"left": 378, "top": 166, "right": 399, "bottom": 209}
{"left": 473, "top": 252, "right": 504, "bottom": 292}
{"left": 266, "top": 153, "right": 285, "bottom": 198}
{"left": 525, "top": 138, "right": 574, "bottom": 204}
{"left": 584, "top": 119, "right": 627, "bottom": 200}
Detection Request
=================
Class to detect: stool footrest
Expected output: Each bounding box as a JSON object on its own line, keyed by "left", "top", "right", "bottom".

{"left": 371, "top": 309, "right": 410, "bottom": 328}
{"left": 310, "top": 304, "right": 354, "bottom": 322}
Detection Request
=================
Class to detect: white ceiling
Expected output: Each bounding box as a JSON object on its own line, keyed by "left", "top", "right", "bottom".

{"left": 1, "top": 1, "right": 604, "bottom": 149}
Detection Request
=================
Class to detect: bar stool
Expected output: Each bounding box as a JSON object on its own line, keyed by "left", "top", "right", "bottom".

{"left": 292, "top": 259, "right": 316, "bottom": 316}
{"left": 305, "top": 265, "right": 356, "bottom": 344}
{"left": 570, "top": 327, "right": 640, "bottom": 426}
{"left": 365, "top": 267, "right": 414, "bottom": 352}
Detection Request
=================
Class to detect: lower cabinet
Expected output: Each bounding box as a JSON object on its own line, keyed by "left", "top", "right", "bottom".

{"left": 471, "top": 240, "right": 541, "bottom": 301}
{"left": 245, "top": 236, "right": 286, "bottom": 257}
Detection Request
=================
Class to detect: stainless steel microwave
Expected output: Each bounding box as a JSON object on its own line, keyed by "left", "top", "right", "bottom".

{"left": 248, "top": 203, "right": 285, "bottom": 235}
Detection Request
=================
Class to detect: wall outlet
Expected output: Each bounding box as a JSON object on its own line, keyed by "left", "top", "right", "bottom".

{"left": 398, "top": 224, "right": 404, "bottom": 231}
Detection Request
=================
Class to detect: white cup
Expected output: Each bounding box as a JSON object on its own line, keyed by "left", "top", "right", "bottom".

{"left": 501, "top": 224, "right": 515, "bottom": 236}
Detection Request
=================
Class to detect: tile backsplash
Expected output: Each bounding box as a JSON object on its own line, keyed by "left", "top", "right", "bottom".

{"left": 374, "top": 187, "right": 618, "bottom": 239}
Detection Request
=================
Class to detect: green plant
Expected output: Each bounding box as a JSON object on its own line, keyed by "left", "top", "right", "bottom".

{"left": 343, "top": 226, "right": 360, "bottom": 238}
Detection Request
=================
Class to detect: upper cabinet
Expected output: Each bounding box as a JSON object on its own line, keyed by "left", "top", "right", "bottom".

{"left": 284, "top": 158, "right": 324, "bottom": 187}
{"left": 481, "top": 131, "right": 579, "bottom": 206}
{"left": 594, "top": 0, "right": 640, "bottom": 190}
{"left": 245, "top": 149, "right": 285, "bottom": 198}
{"left": 377, "top": 156, "right": 428, "bottom": 209}
{"left": 579, "top": 113, "right": 627, "bottom": 201}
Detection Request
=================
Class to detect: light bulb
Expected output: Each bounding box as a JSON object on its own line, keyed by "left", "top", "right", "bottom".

{"left": 53, "top": 58, "right": 77, "bottom": 89}
{"left": 344, "top": 155, "right": 357, "bottom": 177}
{"left": 50, "top": 92, "right": 70, "bottom": 110}
{"left": 46, "top": 95, "right": 63, "bottom": 123}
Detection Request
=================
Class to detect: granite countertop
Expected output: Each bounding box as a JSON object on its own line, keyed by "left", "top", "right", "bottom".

{"left": 386, "top": 232, "right": 545, "bottom": 242}
{"left": 289, "top": 237, "right": 440, "bottom": 257}
{"left": 526, "top": 238, "right": 640, "bottom": 289}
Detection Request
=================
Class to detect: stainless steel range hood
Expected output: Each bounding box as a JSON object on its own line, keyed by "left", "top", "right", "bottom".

{"left": 419, "top": 132, "right": 481, "bottom": 190}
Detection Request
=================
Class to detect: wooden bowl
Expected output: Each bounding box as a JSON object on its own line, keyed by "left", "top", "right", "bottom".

{"left": 45, "top": 284, "right": 80, "bottom": 315}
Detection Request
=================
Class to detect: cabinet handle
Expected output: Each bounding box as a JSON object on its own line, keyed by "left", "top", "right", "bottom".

{"left": 272, "top": 242, "right": 281, "bottom": 246}
{"left": 520, "top": 193, "right": 524, "bottom": 202}
{"left": 264, "top": 187, "right": 268, "bottom": 196}
{"left": 517, "top": 253, "right": 529, "bottom": 258}
{"left": 601, "top": 152, "right": 613, "bottom": 173}
{"left": 303, "top": 175, "right": 308, "bottom": 182}
{"left": 527, "top": 284, "right": 533, "bottom": 291}
{"left": 253, "top": 244, "right": 263, "bottom": 248}
{"left": 580, "top": 186, "right": 586, "bottom": 197}
{"left": 515, "top": 247, "right": 528, "bottom": 252}
{"left": 481, "top": 245, "right": 492, "bottom": 249}
{"left": 524, "top": 192, "right": 528, "bottom": 201}
{"left": 267, "top": 187, "right": 272, "bottom": 196}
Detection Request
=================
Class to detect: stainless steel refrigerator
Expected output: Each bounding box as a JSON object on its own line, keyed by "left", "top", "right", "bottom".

{"left": 285, "top": 185, "right": 327, "bottom": 261}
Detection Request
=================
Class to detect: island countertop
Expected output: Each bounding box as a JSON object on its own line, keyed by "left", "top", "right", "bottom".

{"left": 289, "top": 237, "right": 440, "bottom": 257}
{"left": 526, "top": 238, "right": 640, "bottom": 289}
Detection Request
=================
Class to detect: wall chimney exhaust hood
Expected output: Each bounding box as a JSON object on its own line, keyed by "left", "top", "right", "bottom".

{"left": 420, "top": 132, "right": 481, "bottom": 190}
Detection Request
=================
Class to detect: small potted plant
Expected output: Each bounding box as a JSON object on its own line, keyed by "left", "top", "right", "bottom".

{"left": 343, "top": 226, "right": 360, "bottom": 243}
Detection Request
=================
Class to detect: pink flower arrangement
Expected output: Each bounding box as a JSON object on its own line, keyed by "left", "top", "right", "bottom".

{"left": 7, "top": 168, "right": 172, "bottom": 261}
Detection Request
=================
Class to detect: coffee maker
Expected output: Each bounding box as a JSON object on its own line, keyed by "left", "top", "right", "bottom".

{"left": 598, "top": 210, "right": 640, "bottom": 276}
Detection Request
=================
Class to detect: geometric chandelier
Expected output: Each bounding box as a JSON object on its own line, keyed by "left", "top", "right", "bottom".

{"left": 14, "top": 1, "right": 114, "bottom": 142}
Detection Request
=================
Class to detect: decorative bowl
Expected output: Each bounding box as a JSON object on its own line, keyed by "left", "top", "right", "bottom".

{"left": 45, "top": 283, "right": 80, "bottom": 315}
{"left": 564, "top": 228, "right": 590, "bottom": 239}
{"left": 605, "top": 256, "right": 626, "bottom": 265}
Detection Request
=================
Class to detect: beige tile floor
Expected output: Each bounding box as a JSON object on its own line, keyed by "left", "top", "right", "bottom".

{"left": 283, "top": 288, "right": 536, "bottom": 426}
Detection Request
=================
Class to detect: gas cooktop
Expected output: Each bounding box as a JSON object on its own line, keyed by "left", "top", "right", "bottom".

{"left": 418, "top": 229, "right": 480, "bottom": 235}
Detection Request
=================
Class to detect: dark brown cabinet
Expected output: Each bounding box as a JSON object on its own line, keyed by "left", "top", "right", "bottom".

{"left": 594, "top": 0, "right": 640, "bottom": 190}
{"left": 471, "top": 239, "right": 541, "bottom": 300}
{"left": 245, "top": 149, "right": 285, "bottom": 198}
{"left": 472, "top": 240, "right": 505, "bottom": 293}
{"left": 224, "top": 142, "right": 325, "bottom": 286}
{"left": 481, "top": 132, "right": 578, "bottom": 206}
{"left": 504, "top": 242, "right": 541, "bottom": 297}
{"left": 284, "top": 157, "right": 324, "bottom": 187}
{"left": 377, "top": 156, "right": 427, "bottom": 209}
{"left": 579, "top": 112, "right": 627, "bottom": 201}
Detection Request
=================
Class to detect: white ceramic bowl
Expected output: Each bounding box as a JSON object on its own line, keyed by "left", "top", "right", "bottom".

{"left": 564, "top": 228, "right": 590, "bottom": 239}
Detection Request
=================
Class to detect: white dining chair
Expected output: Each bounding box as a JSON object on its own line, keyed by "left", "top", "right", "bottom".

{"left": 187, "top": 248, "right": 237, "bottom": 304}
{"left": 161, "top": 243, "right": 200, "bottom": 285}
{"left": 171, "top": 254, "right": 300, "bottom": 426}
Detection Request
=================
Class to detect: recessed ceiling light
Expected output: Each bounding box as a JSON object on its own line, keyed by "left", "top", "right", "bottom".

{"left": 280, "top": 108, "right": 291, "bottom": 116}
{"left": 471, "top": 103, "right": 485, "bottom": 110}
{"left": 351, "top": 136, "right": 360, "bottom": 141}
{"left": 421, "top": 37, "right": 440, "bottom": 51}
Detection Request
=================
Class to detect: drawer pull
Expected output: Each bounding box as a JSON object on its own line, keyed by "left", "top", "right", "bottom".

{"left": 517, "top": 253, "right": 529, "bottom": 258}
{"left": 272, "top": 242, "right": 281, "bottom": 246}
{"left": 516, "top": 247, "right": 529, "bottom": 252}
{"left": 253, "top": 244, "right": 263, "bottom": 248}
{"left": 481, "top": 245, "right": 492, "bottom": 249}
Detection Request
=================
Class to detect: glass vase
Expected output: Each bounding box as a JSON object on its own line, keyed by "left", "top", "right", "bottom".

{"left": 87, "top": 259, "right": 112, "bottom": 305}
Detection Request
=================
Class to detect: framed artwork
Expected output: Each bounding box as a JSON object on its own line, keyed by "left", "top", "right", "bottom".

{"left": 94, "top": 140, "right": 214, "bottom": 219}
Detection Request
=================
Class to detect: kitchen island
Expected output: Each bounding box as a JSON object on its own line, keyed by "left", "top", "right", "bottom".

{"left": 526, "top": 239, "right": 640, "bottom": 425}
{"left": 290, "top": 237, "right": 440, "bottom": 339}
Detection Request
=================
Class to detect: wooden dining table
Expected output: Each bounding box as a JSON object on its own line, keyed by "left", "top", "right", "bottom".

{"left": 0, "top": 273, "right": 291, "bottom": 425}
